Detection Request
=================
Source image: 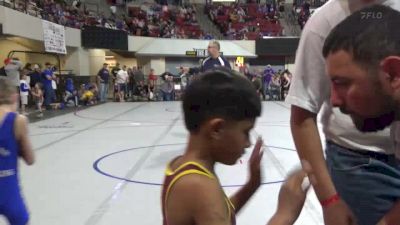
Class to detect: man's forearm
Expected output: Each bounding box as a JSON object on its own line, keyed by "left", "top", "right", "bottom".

{"left": 290, "top": 106, "right": 337, "bottom": 201}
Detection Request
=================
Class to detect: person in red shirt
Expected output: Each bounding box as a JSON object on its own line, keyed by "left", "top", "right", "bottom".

{"left": 148, "top": 69, "right": 157, "bottom": 100}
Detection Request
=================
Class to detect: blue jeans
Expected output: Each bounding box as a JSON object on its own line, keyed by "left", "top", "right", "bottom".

{"left": 263, "top": 82, "right": 271, "bottom": 99}
{"left": 99, "top": 83, "right": 109, "bottom": 102}
{"left": 161, "top": 91, "right": 173, "bottom": 101}
{"left": 44, "top": 85, "right": 55, "bottom": 107}
{"left": 326, "top": 141, "right": 400, "bottom": 225}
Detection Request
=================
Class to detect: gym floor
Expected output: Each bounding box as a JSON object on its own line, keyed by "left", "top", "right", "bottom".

{"left": 1, "top": 102, "right": 325, "bottom": 225}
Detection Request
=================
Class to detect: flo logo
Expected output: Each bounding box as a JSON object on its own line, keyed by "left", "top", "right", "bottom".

{"left": 0, "top": 147, "right": 10, "bottom": 157}
{"left": 361, "top": 12, "right": 383, "bottom": 19}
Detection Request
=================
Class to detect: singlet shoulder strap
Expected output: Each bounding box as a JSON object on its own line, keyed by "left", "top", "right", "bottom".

{"left": 164, "top": 161, "right": 236, "bottom": 224}
{"left": 164, "top": 161, "right": 216, "bottom": 207}
{"left": 0, "top": 112, "right": 17, "bottom": 133}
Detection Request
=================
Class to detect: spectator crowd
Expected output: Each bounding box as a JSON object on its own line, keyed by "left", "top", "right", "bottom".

{"left": 0, "top": 57, "right": 102, "bottom": 118}
{"left": 2, "top": 0, "right": 210, "bottom": 39}
{"left": 0, "top": 55, "right": 291, "bottom": 119}
{"left": 206, "top": 2, "right": 284, "bottom": 40}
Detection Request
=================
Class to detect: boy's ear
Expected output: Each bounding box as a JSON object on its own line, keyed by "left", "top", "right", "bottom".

{"left": 208, "top": 118, "right": 226, "bottom": 140}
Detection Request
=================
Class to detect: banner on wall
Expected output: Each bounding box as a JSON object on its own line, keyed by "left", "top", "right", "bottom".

{"left": 42, "top": 20, "right": 67, "bottom": 54}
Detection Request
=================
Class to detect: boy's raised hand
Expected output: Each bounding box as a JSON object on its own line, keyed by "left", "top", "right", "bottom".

{"left": 248, "top": 136, "right": 264, "bottom": 186}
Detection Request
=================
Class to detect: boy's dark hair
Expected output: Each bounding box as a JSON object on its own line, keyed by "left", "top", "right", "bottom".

{"left": 323, "top": 5, "right": 400, "bottom": 73}
{"left": 183, "top": 68, "right": 261, "bottom": 132}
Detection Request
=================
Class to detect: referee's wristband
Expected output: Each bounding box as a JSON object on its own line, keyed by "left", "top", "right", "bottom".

{"left": 321, "top": 194, "right": 340, "bottom": 208}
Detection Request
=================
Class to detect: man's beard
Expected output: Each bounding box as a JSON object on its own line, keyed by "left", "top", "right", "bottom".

{"left": 348, "top": 111, "right": 395, "bottom": 132}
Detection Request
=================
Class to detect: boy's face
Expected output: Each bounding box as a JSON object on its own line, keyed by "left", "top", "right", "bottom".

{"left": 211, "top": 119, "right": 254, "bottom": 165}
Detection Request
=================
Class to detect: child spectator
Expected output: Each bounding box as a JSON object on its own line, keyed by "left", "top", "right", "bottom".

{"left": 31, "top": 83, "right": 44, "bottom": 118}
{"left": 19, "top": 74, "right": 30, "bottom": 115}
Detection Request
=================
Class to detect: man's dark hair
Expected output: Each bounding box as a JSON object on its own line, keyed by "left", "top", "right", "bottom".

{"left": 323, "top": 5, "right": 400, "bottom": 72}
{"left": 182, "top": 68, "right": 261, "bottom": 132}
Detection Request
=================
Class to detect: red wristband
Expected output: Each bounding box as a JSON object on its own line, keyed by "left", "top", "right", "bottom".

{"left": 321, "top": 194, "right": 340, "bottom": 208}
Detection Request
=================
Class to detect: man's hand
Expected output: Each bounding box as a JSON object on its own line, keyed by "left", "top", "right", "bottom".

{"left": 301, "top": 160, "right": 357, "bottom": 225}
{"left": 323, "top": 199, "right": 357, "bottom": 225}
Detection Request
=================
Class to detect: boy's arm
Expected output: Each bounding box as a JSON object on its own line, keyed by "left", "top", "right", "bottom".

{"left": 267, "top": 166, "right": 311, "bottom": 225}
{"left": 15, "top": 115, "right": 35, "bottom": 165}
{"left": 167, "top": 174, "right": 231, "bottom": 225}
{"left": 230, "top": 138, "right": 263, "bottom": 213}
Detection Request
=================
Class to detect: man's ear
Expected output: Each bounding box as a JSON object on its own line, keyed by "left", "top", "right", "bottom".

{"left": 381, "top": 56, "right": 400, "bottom": 89}
{"left": 207, "top": 118, "right": 226, "bottom": 140}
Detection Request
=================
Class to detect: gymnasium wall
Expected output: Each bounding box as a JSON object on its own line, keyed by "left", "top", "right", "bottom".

{"left": 0, "top": 6, "right": 80, "bottom": 47}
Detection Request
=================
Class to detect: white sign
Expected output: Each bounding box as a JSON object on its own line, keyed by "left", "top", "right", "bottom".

{"left": 42, "top": 20, "right": 67, "bottom": 54}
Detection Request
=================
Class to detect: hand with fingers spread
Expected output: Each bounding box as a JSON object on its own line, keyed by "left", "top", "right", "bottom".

{"left": 229, "top": 136, "right": 264, "bottom": 213}
{"left": 248, "top": 136, "right": 264, "bottom": 186}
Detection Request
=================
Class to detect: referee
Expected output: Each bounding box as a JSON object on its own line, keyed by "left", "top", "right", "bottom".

{"left": 200, "top": 41, "right": 231, "bottom": 72}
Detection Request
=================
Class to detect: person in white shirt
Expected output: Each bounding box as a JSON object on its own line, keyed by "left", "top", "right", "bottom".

{"left": 19, "top": 74, "right": 30, "bottom": 115}
{"left": 116, "top": 65, "right": 128, "bottom": 102}
{"left": 285, "top": 0, "right": 400, "bottom": 225}
{"left": 322, "top": 5, "right": 400, "bottom": 225}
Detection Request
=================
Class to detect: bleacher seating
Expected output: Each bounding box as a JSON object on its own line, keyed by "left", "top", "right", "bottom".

{"left": 206, "top": 3, "right": 283, "bottom": 40}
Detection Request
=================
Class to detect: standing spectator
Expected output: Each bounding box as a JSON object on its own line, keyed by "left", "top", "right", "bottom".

{"left": 31, "top": 83, "right": 44, "bottom": 118}
{"left": 111, "top": 63, "right": 121, "bottom": 100}
{"left": 129, "top": 67, "right": 137, "bottom": 99}
{"left": 51, "top": 67, "right": 59, "bottom": 102}
{"left": 0, "top": 59, "right": 10, "bottom": 77}
{"left": 116, "top": 65, "right": 128, "bottom": 102}
{"left": 263, "top": 65, "right": 274, "bottom": 100}
{"left": 22, "top": 63, "right": 32, "bottom": 86}
{"left": 179, "top": 67, "right": 189, "bottom": 90}
{"left": 42, "top": 62, "right": 56, "bottom": 110}
{"left": 19, "top": 74, "right": 30, "bottom": 115}
{"left": 97, "top": 63, "right": 110, "bottom": 102}
{"left": 134, "top": 66, "right": 145, "bottom": 86}
{"left": 5, "top": 58, "right": 23, "bottom": 92}
{"left": 29, "top": 64, "right": 41, "bottom": 89}
{"left": 251, "top": 74, "right": 262, "bottom": 98}
{"left": 200, "top": 40, "right": 231, "bottom": 72}
{"left": 243, "top": 66, "right": 253, "bottom": 81}
{"left": 160, "top": 73, "right": 174, "bottom": 101}
{"left": 126, "top": 67, "right": 134, "bottom": 99}
{"left": 148, "top": 68, "right": 157, "bottom": 90}
{"left": 281, "top": 69, "right": 291, "bottom": 100}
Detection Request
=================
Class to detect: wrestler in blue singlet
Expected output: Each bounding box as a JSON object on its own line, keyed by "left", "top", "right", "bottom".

{"left": 0, "top": 112, "right": 29, "bottom": 225}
